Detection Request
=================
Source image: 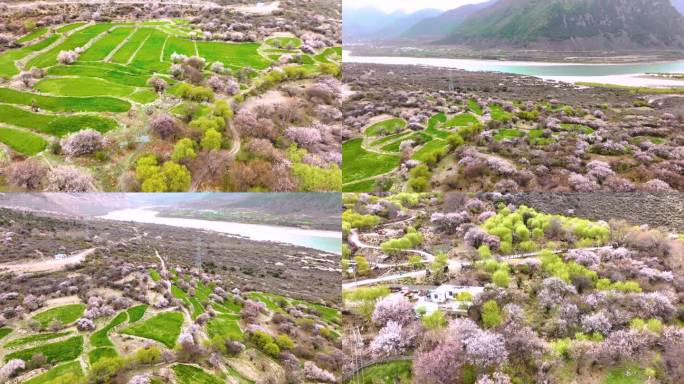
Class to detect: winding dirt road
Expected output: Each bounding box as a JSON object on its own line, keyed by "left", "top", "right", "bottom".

{"left": 0, "top": 247, "right": 97, "bottom": 274}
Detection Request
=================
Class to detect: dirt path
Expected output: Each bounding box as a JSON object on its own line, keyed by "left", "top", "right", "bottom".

{"left": 0, "top": 248, "right": 96, "bottom": 274}
{"left": 347, "top": 222, "right": 612, "bottom": 289}
{"left": 15, "top": 22, "right": 91, "bottom": 73}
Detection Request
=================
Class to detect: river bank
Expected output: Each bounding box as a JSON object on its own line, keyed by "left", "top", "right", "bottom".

{"left": 344, "top": 50, "right": 684, "bottom": 88}
{"left": 100, "top": 208, "right": 342, "bottom": 254}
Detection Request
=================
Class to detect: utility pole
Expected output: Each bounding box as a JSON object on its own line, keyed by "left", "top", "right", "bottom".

{"left": 448, "top": 70, "right": 454, "bottom": 92}
{"left": 195, "top": 237, "right": 202, "bottom": 270}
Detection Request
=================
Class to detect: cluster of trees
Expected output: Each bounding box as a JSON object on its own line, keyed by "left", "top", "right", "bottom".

{"left": 379, "top": 227, "right": 423, "bottom": 255}
{"left": 481, "top": 205, "right": 610, "bottom": 254}
{"left": 7, "top": 160, "right": 95, "bottom": 192}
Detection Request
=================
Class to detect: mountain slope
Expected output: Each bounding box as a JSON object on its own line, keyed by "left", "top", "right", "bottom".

{"left": 444, "top": 0, "right": 684, "bottom": 50}
{"left": 342, "top": 7, "right": 404, "bottom": 40}
{"left": 673, "top": 0, "right": 684, "bottom": 15}
{"left": 402, "top": 0, "right": 497, "bottom": 39}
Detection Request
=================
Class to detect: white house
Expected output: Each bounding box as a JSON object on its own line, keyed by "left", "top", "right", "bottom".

{"left": 414, "top": 285, "right": 486, "bottom": 316}
{"left": 426, "top": 285, "right": 484, "bottom": 303}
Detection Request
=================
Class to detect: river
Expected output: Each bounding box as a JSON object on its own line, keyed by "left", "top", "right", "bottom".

{"left": 100, "top": 208, "right": 341, "bottom": 254}
{"left": 343, "top": 51, "right": 684, "bottom": 87}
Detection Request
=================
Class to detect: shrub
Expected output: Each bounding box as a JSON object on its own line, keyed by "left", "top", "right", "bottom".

{"left": 87, "top": 356, "right": 125, "bottom": 383}
{"left": 7, "top": 159, "right": 47, "bottom": 190}
{"left": 478, "top": 245, "right": 491, "bottom": 259}
{"left": 275, "top": 334, "right": 294, "bottom": 351}
{"left": 492, "top": 268, "right": 510, "bottom": 288}
{"left": 177, "top": 83, "right": 214, "bottom": 102}
{"left": 262, "top": 342, "right": 280, "bottom": 357}
{"left": 45, "top": 166, "right": 96, "bottom": 192}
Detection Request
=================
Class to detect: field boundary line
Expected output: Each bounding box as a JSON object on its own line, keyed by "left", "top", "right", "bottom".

{"left": 126, "top": 33, "right": 151, "bottom": 66}
{"left": 105, "top": 27, "right": 138, "bottom": 62}
{"left": 160, "top": 35, "right": 169, "bottom": 62}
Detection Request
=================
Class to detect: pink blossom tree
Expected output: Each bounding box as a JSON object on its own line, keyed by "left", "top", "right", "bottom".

{"left": 44, "top": 166, "right": 96, "bottom": 192}
{"left": 371, "top": 294, "right": 414, "bottom": 327}
{"left": 60, "top": 129, "right": 104, "bottom": 157}
{"left": 413, "top": 340, "right": 464, "bottom": 384}
{"left": 303, "top": 361, "right": 335, "bottom": 382}
{"left": 369, "top": 321, "right": 407, "bottom": 358}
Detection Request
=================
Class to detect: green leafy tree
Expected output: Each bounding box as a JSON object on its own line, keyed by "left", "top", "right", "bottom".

{"left": 481, "top": 300, "right": 502, "bottom": 328}
{"left": 422, "top": 310, "right": 446, "bottom": 330}
{"left": 292, "top": 163, "right": 341, "bottom": 191}
{"left": 172, "top": 138, "right": 197, "bottom": 162}
{"left": 213, "top": 99, "right": 233, "bottom": 120}
{"left": 354, "top": 255, "right": 371, "bottom": 276}
{"left": 201, "top": 128, "right": 222, "bottom": 151}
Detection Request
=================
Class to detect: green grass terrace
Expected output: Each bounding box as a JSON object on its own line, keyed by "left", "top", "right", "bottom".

{"left": 0, "top": 19, "right": 334, "bottom": 157}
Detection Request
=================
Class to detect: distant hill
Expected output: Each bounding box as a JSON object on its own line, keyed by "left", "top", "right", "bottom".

{"left": 178, "top": 193, "right": 340, "bottom": 216}
{"left": 343, "top": 6, "right": 441, "bottom": 41}
{"left": 376, "top": 8, "right": 443, "bottom": 40}
{"left": 402, "top": 0, "right": 497, "bottom": 39}
{"left": 443, "top": 0, "right": 684, "bottom": 50}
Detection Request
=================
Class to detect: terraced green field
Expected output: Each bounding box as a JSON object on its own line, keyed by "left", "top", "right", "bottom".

{"left": 0, "top": 105, "right": 117, "bottom": 137}
{"left": 127, "top": 304, "right": 148, "bottom": 322}
{"left": 0, "top": 127, "right": 47, "bottom": 155}
{"left": 3, "top": 331, "right": 72, "bottom": 348}
{"left": 89, "top": 347, "right": 118, "bottom": 364}
{"left": 79, "top": 27, "right": 135, "bottom": 62}
{"left": 120, "top": 311, "right": 184, "bottom": 348}
{"left": 342, "top": 138, "right": 400, "bottom": 188}
{"left": 0, "top": 328, "right": 11, "bottom": 340}
{"left": 0, "top": 19, "right": 291, "bottom": 159}
{"left": 31, "top": 304, "right": 86, "bottom": 327}
{"left": 206, "top": 315, "right": 244, "bottom": 340}
{"left": 173, "top": 364, "right": 224, "bottom": 384}
{"left": 0, "top": 34, "right": 60, "bottom": 78}
{"left": 197, "top": 41, "right": 270, "bottom": 70}
{"left": 91, "top": 311, "right": 128, "bottom": 347}
{"left": 365, "top": 118, "right": 407, "bottom": 136}
{"left": 28, "top": 23, "right": 114, "bottom": 68}
{"left": 18, "top": 27, "right": 49, "bottom": 44}
{"left": 24, "top": 361, "right": 83, "bottom": 384}
{"left": 5, "top": 336, "right": 83, "bottom": 364}
{"left": 0, "top": 87, "right": 130, "bottom": 113}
